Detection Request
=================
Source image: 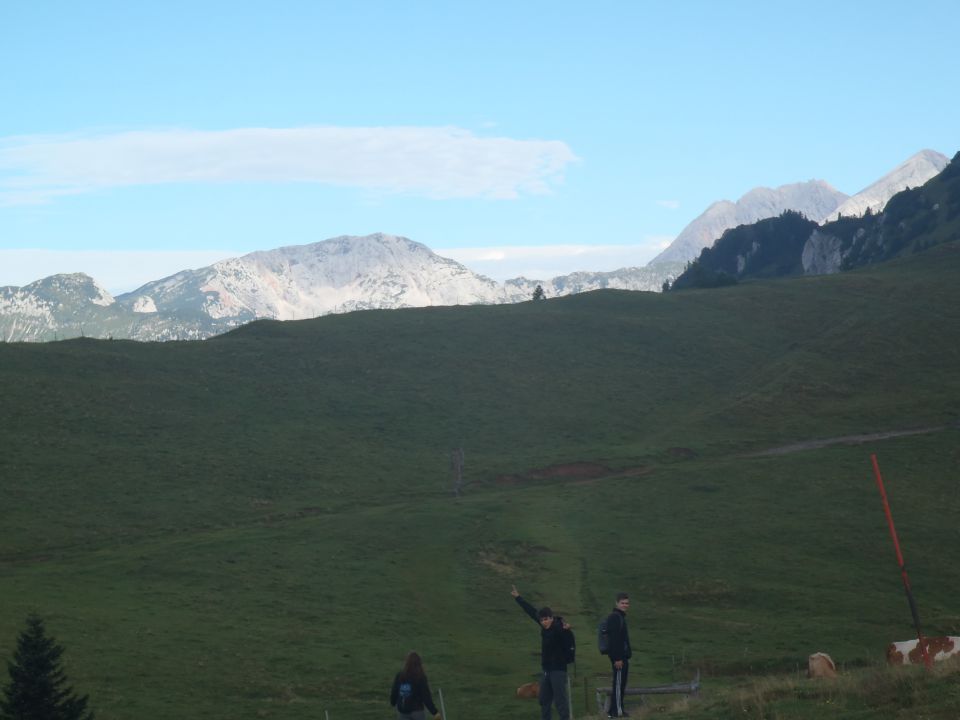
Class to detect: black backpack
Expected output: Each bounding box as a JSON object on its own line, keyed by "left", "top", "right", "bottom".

{"left": 562, "top": 627, "right": 576, "bottom": 665}
{"left": 597, "top": 613, "right": 623, "bottom": 655}
{"left": 597, "top": 616, "right": 610, "bottom": 655}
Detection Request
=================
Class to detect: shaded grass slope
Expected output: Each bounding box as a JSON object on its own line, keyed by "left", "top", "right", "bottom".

{"left": 0, "top": 241, "right": 958, "bottom": 718}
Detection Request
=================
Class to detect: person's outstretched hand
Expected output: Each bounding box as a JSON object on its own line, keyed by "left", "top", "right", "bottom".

{"left": 510, "top": 584, "right": 520, "bottom": 598}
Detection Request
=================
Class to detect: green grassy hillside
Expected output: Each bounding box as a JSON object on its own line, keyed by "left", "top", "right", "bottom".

{"left": 1, "top": 242, "right": 959, "bottom": 719}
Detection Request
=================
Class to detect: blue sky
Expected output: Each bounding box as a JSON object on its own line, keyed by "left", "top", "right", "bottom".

{"left": 2, "top": 0, "right": 958, "bottom": 291}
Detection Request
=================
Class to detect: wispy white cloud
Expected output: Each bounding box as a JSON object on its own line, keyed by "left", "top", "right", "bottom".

{"left": 0, "top": 126, "right": 578, "bottom": 205}
{"left": 439, "top": 239, "right": 675, "bottom": 281}
{"left": 656, "top": 199, "right": 681, "bottom": 209}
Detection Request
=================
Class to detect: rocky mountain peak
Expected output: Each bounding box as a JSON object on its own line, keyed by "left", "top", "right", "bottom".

{"left": 24, "top": 273, "right": 116, "bottom": 307}
{"left": 650, "top": 180, "right": 848, "bottom": 265}
{"left": 650, "top": 150, "right": 948, "bottom": 266}
{"left": 826, "top": 149, "right": 949, "bottom": 222}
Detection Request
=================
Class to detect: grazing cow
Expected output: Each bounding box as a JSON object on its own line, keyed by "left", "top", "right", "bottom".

{"left": 807, "top": 652, "right": 837, "bottom": 678}
{"left": 516, "top": 681, "right": 539, "bottom": 699}
{"left": 886, "top": 636, "right": 960, "bottom": 665}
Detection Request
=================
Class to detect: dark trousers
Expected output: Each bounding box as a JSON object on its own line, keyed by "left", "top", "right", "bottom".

{"left": 538, "top": 669, "right": 570, "bottom": 720}
{"left": 609, "top": 659, "right": 629, "bottom": 716}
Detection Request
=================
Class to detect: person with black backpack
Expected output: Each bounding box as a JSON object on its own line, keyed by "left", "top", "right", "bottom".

{"left": 602, "top": 592, "right": 632, "bottom": 718}
{"left": 389, "top": 651, "right": 441, "bottom": 720}
{"left": 511, "top": 584, "right": 575, "bottom": 720}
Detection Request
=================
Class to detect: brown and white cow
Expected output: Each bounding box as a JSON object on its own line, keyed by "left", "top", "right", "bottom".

{"left": 516, "top": 681, "right": 539, "bottom": 699}
{"left": 886, "top": 636, "right": 960, "bottom": 665}
{"left": 807, "top": 652, "right": 837, "bottom": 678}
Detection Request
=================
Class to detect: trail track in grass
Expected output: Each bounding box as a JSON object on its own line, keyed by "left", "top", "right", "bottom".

{"left": 747, "top": 425, "right": 951, "bottom": 457}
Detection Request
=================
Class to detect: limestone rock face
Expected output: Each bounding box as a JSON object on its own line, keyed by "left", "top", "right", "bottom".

{"left": 801, "top": 230, "right": 845, "bottom": 275}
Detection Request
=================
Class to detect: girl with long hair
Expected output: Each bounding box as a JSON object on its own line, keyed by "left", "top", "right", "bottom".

{"left": 390, "top": 651, "right": 441, "bottom": 720}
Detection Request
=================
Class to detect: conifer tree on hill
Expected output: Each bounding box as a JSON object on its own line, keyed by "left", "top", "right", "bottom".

{"left": 0, "top": 615, "right": 94, "bottom": 720}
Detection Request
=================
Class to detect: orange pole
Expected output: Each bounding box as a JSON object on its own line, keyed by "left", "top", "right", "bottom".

{"left": 870, "top": 453, "right": 932, "bottom": 669}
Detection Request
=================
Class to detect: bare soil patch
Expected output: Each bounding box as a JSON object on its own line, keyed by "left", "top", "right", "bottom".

{"left": 495, "top": 462, "right": 653, "bottom": 486}
{"left": 494, "top": 461, "right": 611, "bottom": 485}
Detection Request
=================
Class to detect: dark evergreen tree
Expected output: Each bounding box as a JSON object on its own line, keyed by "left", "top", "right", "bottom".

{"left": 531, "top": 284, "right": 545, "bottom": 301}
{"left": 0, "top": 615, "right": 93, "bottom": 720}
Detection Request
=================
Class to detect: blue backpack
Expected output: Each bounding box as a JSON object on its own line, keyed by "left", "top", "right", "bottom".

{"left": 396, "top": 681, "right": 414, "bottom": 713}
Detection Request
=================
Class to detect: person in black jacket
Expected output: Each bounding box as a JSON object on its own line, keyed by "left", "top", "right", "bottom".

{"left": 606, "top": 592, "right": 632, "bottom": 717}
{"left": 511, "top": 584, "right": 572, "bottom": 720}
{"left": 390, "top": 651, "right": 441, "bottom": 720}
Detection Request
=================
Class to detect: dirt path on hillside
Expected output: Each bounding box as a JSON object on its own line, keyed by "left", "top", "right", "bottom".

{"left": 746, "top": 425, "right": 952, "bottom": 457}
{"left": 494, "top": 426, "right": 953, "bottom": 487}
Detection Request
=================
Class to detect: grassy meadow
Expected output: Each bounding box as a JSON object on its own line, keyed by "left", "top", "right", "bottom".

{"left": 1, "top": 241, "right": 959, "bottom": 719}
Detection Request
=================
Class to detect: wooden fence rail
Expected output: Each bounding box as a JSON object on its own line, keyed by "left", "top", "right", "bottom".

{"left": 594, "top": 670, "right": 700, "bottom": 713}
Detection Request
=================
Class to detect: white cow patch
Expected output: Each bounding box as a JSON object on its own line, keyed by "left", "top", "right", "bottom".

{"left": 886, "top": 636, "right": 960, "bottom": 665}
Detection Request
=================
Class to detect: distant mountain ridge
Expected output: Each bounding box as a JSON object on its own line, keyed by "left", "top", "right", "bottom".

{"left": 120, "top": 234, "right": 506, "bottom": 322}
{"left": 0, "top": 273, "right": 119, "bottom": 342}
{"left": 651, "top": 150, "right": 949, "bottom": 265}
{"left": 0, "top": 234, "right": 681, "bottom": 342}
{"left": 828, "top": 149, "right": 948, "bottom": 221}
{"left": 2, "top": 149, "right": 949, "bottom": 342}
{"left": 650, "top": 180, "right": 848, "bottom": 265}
{"left": 671, "top": 151, "right": 960, "bottom": 290}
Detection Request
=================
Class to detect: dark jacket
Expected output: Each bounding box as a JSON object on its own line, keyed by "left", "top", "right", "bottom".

{"left": 515, "top": 595, "right": 570, "bottom": 672}
{"left": 390, "top": 672, "right": 438, "bottom": 715}
{"left": 607, "top": 607, "right": 632, "bottom": 662}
